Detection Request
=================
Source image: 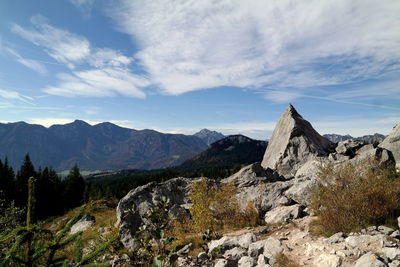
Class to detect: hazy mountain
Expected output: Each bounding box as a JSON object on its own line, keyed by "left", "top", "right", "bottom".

{"left": 323, "top": 133, "right": 385, "bottom": 144}
{"left": 193, "top": 129, "right": 225, "bottom": 146}
{"left": 180, "top": 135, "right": 268, "bottom": 170}
{"left": 0, "top": 120, "right": 208, "bottom": 171}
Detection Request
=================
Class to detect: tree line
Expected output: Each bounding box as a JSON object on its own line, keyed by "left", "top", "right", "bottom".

{"left": 0, "top": 154, "right": 86, "bottom": 220}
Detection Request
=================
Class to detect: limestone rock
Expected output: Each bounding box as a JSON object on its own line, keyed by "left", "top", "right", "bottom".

{"left": 238, "top": 256, "right": 255, "bottom": 267}
{"left": 214, "top": 259, "right": 229, "bottom": 267}
{"left": 257, "top": 255, "right": 270, "bottom": 266}
{"left": 223, "top": 247, "right": 247, "bottom": 261}
{"left": 264, "top": 204, "right": 303, "bottom": 224}
{"left": 261, "top": 105, "right": 334, "bottom": 177}
{"left": 208, "top": 233, "right": 256, "bottom": 254}
{"left": 223, "top": 162, "right": 280, "bottom": 187}
{"left": 263, "top": 237, "right": 283, "bottom": 263}
{"left": 352, "top": 146, "right": 395, "bottom": 167}
{"left": 379, "top": 124, "right": 400, "bottom": 169}
{"left": 313, "top": 253, "right": 342, "bottom": 267}
{"left": 69, "top": 214, "right": 95, "bottom": 235}
{"left": 382, "top": 247, "right": 400, "bottom": 261}
{"left": 354, "top": 252, "right": 387, "bottom": 267}
{"left": 248, "top": 239, "right": 266, "bottom": 257}
{"left": 116, "top": 178, "right": 193, "bottom": 251}
{"left": 336, "top": 139, "right": 366, "bottom": 157}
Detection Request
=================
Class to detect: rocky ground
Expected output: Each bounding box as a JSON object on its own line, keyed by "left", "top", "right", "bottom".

{"left": 176, "top": 216, "right": 400, "bottom": 266}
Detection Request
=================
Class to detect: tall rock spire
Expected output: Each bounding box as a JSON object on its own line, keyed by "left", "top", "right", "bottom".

{"left": 261, "top": 105, "right": 334, "bottom": 177}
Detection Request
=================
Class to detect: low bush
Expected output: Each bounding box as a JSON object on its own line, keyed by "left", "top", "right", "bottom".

{"left": 310, "top": 159, "right": 400, "bottom": 235}
{"left": 189, "top": 178, "right": 260, "bottom": 232}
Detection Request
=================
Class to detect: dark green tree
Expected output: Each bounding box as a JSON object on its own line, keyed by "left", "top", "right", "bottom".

{"left": 0, "top": 158, "right": 15, "bottom": 201}
{"left": 15, "top": 155, "right": 36, "bottom": 208}
{"left": 62, "top": 165, "right": 85, "bottom": 211}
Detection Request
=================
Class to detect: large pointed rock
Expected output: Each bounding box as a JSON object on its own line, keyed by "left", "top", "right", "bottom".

{"left": 261, "top": 105, "right": 334, "bottom": 177}
{"left": 379, "top": 124, "right": 400, "bottom": 169}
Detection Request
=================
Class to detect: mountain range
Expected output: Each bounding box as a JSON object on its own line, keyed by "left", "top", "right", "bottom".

{"left": 0, "top": 120, "right": 225, "bottom": 171}
{"left": 323, "top": 133, "right": 385, "bottom": 143}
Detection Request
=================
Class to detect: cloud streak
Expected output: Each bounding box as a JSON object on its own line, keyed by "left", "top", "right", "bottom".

{"left": 109, "top": 0, "right": 400, "bottom": 96}
{"left": 12, "top": 15, "right": 149, "bottom": 98}
{"left": 4, "top": 47, "right": 48, "bottom": 75}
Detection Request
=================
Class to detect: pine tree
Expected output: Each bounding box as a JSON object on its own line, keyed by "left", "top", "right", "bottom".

{"left": 15, "top": 155, "right": 36, "bottom": 207}
{"left": 0, "top": 158, "right": 15, "bottom": 201}
{"left": 62, "top": 165, "right": 85, "bottom": 211}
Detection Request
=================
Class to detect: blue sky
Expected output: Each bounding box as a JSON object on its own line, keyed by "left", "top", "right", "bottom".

{"left": 0, "top": 0, "right": 399, "bottom": 140}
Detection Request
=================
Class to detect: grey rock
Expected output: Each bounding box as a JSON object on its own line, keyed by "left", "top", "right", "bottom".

{"left": 214, "top": 259, "right": 229, "bottom": 267}
{"left": 336, "top": 139, "right": 366, "bottom": 157}
{"left": 326, "top": 232, "right": 345, "bottom": 244}
{"left": 224, "top": 247, "right": 247, "bottom": 261}
{"left": 264, "top": 204, "right": 303, "bottom": 224}
{"left": 345, "top": 235, "right": 384, "bottom": 249}
{"left": 208, "top": 233, "right": 256, "bottom": 254}
{"left": 248, "top": 240, "right": 266, "bottom": 257}
{"left": 116, "top": 178, "right": 194, "bottom": 251}
{"left": 223, "top": 163, "right": 280, "bottom": 187}
{"left": 398, "top": 216, "right": 400, "bottom": 230}
{"left": 313, "top": 253, "right": 342, "bottom": 267}
{"left": 353, "top": 146, "right": 395, "bottom": 168}
{"left": 238, "top": 256, "right": 255, "bottom": 267}
{"left": 69, "top": 214, "right": 95, "bottom": 235}
{"left": 263, "top": 237, "right": 283, "bottom": 264}
{"left": 257, "top": 255, "right": 270, "bottom": 266}
{"left": 354, "top": 252, "right": 387, "bottom": 267}
{"left": 382, "top": 247, "right": 400, "bottom": 261}
{"left": 389, "top": 260, "right": 400, "bottom": 267}
{"left": 378, "top": 226, "right": 395, "bottom": 235}
{"left": 261, "top": 105, "right": 334, "bottom": 177}
{"left": 390, "top": 230, "right": 400, "bottom": 239}
{"left": 379, "top": 124, "right": 400, "bottom": 169}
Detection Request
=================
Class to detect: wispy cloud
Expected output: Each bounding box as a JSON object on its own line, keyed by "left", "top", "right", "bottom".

{"left": 0, "top": 89, "right": 33, "bottom": 104}
{"left": 109, "top": 0, "right": 400, "bottom": 96}
{"left": 4, "top": 47, "right": 48, "bottom": 75}
{"left": 12, "top": 15, "right": 91, "bottom": 68}
{"left": 43, "top": 68, "right": 148, "bottom": 98}
{"left": 69, "top": 0, "right": 95, "bottom": 17}
{"left": 12, "top": 16, "right": 149, "bottom": 98}
{"left": 28, "top": 117, "right": 136, "bottom": 128}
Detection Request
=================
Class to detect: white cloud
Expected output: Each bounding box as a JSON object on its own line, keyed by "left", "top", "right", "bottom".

{"left": 0, "top": 89, "right": 33, "bottom": 104}
{"left": 4, "top": 47, "right": 47, "bottom": 75}
{"left": 28, "top": 117, "right": 136, "bottom": 129}
{"left": 110, "top": 0, "right": 400, "bottom": 96}
{"left": 12, "top": 15, "right": 91, "bottom": 68}
{"left": 43, "top": 68, "right": 148, "bottom": 98}
{"left": 12, "top": 16, "right": 149, "bottom": 98}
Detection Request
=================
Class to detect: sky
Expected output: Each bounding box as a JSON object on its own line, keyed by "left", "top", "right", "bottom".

{"left": 0, "top": 0, "right": 399, "bottom": 140}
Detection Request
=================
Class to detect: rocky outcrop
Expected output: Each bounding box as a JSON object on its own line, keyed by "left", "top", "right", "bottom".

{"left": 379, "top": 124, "right": 400, "bottom": 169}
{"left": 116, "top": 178, "right": 194, "bottom": 251}
{"left": 69, "top": 214, "right": 95, "bottom": 235}
{"left": 261, "top": 105, "right": 334, "bottom": 177}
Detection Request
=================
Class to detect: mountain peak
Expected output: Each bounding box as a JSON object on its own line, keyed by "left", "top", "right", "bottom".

{"left": 261, "top": 105, "right": 334, "bottom": 177}
{"left": 194, "top": 129, "right": 225, "bottom": 146}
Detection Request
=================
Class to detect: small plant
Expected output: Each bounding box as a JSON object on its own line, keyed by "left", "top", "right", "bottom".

{"left": 0, "top": 177, "right": 118, "bottom": 267}
{"left": 131, "top": 196, "right": 186, "bottom": 267}
{"left": 189, "top": 178, "right": 260, "bottom": 232}
{"left": 310, "top": 159, "right": 400, "bottom": 235}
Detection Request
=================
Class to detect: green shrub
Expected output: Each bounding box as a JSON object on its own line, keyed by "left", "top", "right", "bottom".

{"left": 310, "top": 159, "right": 400, "bottom": 235}
{"left": 189, "top": 178, "right": 260, "bottom": 232}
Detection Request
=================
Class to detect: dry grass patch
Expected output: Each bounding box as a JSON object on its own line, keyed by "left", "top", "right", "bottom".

{"left": 310, "top": 159, "right": 400, "bottom": 236}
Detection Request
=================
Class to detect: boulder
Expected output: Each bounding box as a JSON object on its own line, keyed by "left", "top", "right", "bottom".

{"left": 257, "top": 255, "right": 270, "bottom": 266}
{"left": 69, "top": 214, "right": 95, "bottom": 235}
{"left": 263, "top": 237, "right": 283, "bottom": 264}
{"left": 382, "top": 247, "right": 400, "bottom": 261}
{"left": 248, "top": 239, "right": 266, "bottom": 257}
{"left": 354, "top": 252, "right": 387, "bottom": 267}
{"left": 379, "top": 124, "right": 400, "bottom": 169}
{"left": 208, "top": 233, "right": 256, "bottom": 254}
{"left": 313, "top": 253, "right": 342, "bottom": 267}
{"left": 238, "top": 256, "right": 255, "bottom": 267}
{"left": 223, "top": 247, "right": 247, "bottom": 261}
{"left": 223, "top": 162, "right": 281, "bottom": 187}
{"left": 353, "top": 146, "right": 395, "bottom": 167}
{"left": 261, "top": 105, "right": 334, "bottom": 177}
{"left": 264, "top": 204, "right": 303, "bottom": 224}
{"left": 214, "top": 259, "right": 229, "bottom": 267}
{"left": 116, "top": 178, "right": 193, "bottom": 251}
{"left": 335, "top": 139, "right": 366, "bottom": 157}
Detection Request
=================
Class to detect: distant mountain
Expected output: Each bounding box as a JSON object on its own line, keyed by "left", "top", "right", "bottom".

{"left": 323, "top": 133, "right": 386, "bottom": 144}
{"left": 193, "top": 129, "right": 225, "bottom": 146}
{"left": 180, "top": 135, "right": 268, "bottom": 170}
{"left": 0, "top": 120, "right": 208, "bottom": 171}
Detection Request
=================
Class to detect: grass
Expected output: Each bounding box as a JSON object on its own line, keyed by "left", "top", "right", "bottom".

{"left": 275, "top": 253, "right": 300, "bottom": 267}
